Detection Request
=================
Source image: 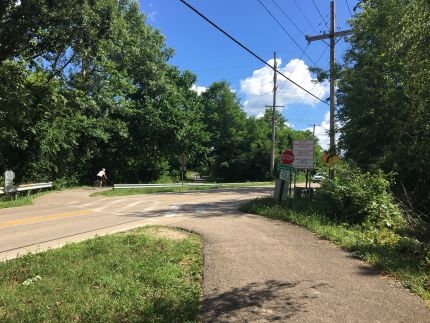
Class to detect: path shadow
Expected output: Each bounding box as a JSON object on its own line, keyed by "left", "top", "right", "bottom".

{"left": 202, "top": 280, "right": 309, "bottom": 322}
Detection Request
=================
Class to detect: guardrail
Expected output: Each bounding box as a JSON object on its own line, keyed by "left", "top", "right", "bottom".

{"left": 113, "top": 183, "right": 266, "bottom": 189}
{"left": 0, "top": 188, "right": 4, "bottom": 195}
{"left": 3, "top": 182, "right": 53, "bottom": 194}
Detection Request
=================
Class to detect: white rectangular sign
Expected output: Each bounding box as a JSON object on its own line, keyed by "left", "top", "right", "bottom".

{"left": 279, "top": 169, "right": 290, "bottom": 181}
{"left": 293, "top": 140, "right": 314, "bottom": 169}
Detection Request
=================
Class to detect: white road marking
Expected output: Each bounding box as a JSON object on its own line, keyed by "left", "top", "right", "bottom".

{"left": 113, "top": 200, "right": 147, "bottom": 213}
{"left": 92, "top": 198, "right": 130, "bottom": 212}
{"left": 164, "top": 205, "right": 180, "bottom": 218}
{"left": 195, "top": 206, "right": 206, "bottom": 214}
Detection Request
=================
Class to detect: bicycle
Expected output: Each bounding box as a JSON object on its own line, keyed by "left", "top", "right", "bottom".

{"left": 93, "top": 176, "right": 107, "bottom": 188}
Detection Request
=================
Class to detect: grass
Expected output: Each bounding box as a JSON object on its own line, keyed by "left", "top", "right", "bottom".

{"left": 0, "top": 226, "right": 202, "bottom": 322}
{"left": 0, "top": 191, "right": 52, "bottom": 209}
{"left": 92, "top": 182, "right": 274, "bottom": 197}
{"left": 240, "top": 197, "right": 430, "bottom": 308}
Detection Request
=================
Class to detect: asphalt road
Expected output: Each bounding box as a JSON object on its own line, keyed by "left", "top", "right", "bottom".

{"left": 1, "top": 187, "right": 429, "bottom": 322}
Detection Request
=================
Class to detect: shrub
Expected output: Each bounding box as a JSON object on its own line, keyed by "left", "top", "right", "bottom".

{"left": 316, "top": 162, "right": 405, "bottom": 229}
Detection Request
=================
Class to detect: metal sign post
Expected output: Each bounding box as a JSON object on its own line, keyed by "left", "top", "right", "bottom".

{"left": 178, "top": 154, "right": 188, "bottom": 188}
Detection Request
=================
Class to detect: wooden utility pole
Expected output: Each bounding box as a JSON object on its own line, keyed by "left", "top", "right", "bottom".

{"left": 305, "top": 1, "right": 352, "bottom": 179}
{"left": 266, "top": 51, "right": 283, "bottom": 174}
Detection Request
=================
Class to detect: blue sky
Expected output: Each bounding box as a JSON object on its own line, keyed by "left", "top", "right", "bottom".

{"left": 138, "top": 0, "right": 357, "bottom": 148}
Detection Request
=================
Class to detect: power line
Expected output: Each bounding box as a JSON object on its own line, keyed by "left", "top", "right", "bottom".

{"left": 345, "top": 0, "right": 353, "bottom": 16}
{"left": 179, "top": 0, "right": 328, "bottom": 105}
{"left": 311, "top": 0, "right": 329, "bottom": 31}
{"left": 276, "top": 44, "right": 310, "bottom": 94}
{"left": 271, "top": 0, "right": 306, "bottom": 36}
{"left": 257, "top": 0, "right": 319, "bottom": 67}
{"left": 291, "top": 0, "right": 318, "bottom": 34}
{"left": 278, "top": 45, "right": 328, "bottom": 95}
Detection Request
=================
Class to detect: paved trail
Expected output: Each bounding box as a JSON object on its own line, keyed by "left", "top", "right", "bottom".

{"left": 1, "top": 188, "right": 429, "bottom": 322}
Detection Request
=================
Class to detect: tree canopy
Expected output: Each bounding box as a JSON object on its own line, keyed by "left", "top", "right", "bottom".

{"left": 338, "top": 0, "right": 430, "bottom": 215}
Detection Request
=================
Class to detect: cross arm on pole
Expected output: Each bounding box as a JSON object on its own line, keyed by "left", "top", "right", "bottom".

{"left": 306, "top": 30, "right": 352, "bottom": 43}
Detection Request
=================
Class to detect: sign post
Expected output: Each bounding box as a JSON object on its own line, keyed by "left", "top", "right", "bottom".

{"left": 178, "top": 154, "right": 188, "bottom": 188}
{"left": 274, "top": 150, "right": 295, "bottom": 203}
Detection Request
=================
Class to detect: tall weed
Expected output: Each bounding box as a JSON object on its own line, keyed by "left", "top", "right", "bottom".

{"left": 316, "top": 162, "right": 405, "bottom": 229}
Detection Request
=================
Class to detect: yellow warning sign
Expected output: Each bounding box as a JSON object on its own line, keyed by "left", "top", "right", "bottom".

{"left": 322, "top": 153, "right": 340, "bottom": 165}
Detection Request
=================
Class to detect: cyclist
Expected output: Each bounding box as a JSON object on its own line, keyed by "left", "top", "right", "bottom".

{"left": 96, "top": 168, "right": 107, "bottom": 188}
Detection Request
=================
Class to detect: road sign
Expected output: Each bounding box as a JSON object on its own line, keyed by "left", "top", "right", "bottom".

{"left": 178, "top": 154, "right": 188, "bottom": 166}
{"left": 279, "top": 169, "right": 290, "bottom": 181}
{"left": 281, "top": 149, "right": 294, "bottom": 165}
{"left": 277, "top": 164, "right": 294, "bottom": 171}
{"left": 4, "top": 170, "right": 15, "bottom": 189}
{"left": 322, "top": 153, "right": 340, "bottom": 165}
{"left": 293, "top": 140, "right": 314, "bottom": 169}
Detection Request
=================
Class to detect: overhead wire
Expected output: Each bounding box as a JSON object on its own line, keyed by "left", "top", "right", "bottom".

{"left": 271, "top": 0, "right": 306, "bottom": 37}
{"left": 311, "top": 0, "right": 330, "bottom": 31}
{"left": 290, "top": 0, "right": 318, "bottom": 34}
{"left": 179, "top": 0, "right": 328, "bottom": 105}
{"left": 256, "top": 0, "right": 319, "bottom": 67}
{"left": 345, "top": 0, "right": 353, "bottom": 16}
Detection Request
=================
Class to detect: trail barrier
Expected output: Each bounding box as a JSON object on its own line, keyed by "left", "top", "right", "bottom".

{"left": 113, "top": 183, "right": 260, "bottom": 189}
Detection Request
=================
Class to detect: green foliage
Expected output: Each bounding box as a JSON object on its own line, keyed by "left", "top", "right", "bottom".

{"left": 0, "top": 0, "right": 209, "bottom": 185}
{"left": 338, "top": 0, "right": 430, "bottom": 216}
{"left": 200, "top": 82, "right": 317, "bottom": 181}
{"left": 317, "top": 162, "right": 405, "bottom": 228}
{"left": 0, "top": 227, "right": 202, "bottom": 322}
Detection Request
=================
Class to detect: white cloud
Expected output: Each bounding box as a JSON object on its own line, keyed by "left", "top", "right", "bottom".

{"left": 147, "top": 11, "right": 157, "bottom": 22}
{"left": 240, "top": 58, "right": 329, "bottom": 116}
{"left": 310, "top": 111, "right": 330, "bottom": 150}
{"left": 305, "top": 111, "right": 340, "bottom": 151}
{"left": 191, "top": 84, "right": 207, "bottom": 95}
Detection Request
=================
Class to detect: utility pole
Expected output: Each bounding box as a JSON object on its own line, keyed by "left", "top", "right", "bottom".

{"left": 266, "top": 51, "right": 283, "bottom": 174}
{"left": 305, "top": 1, "right": 352, "bottom": 179}
{"left": 310, "top": 124, "right": 316, "bottom": 137}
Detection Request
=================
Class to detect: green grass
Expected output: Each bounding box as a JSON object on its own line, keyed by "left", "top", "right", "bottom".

{"left": 92, "top": 182, "right": 274, "bottom": 197}
{"left": 240, "top": 197, "right": 430, "bottom": 308}
{"left": 0, "top": 226, "right": 202, "bottom": 322}
{"left": 0, "top": 191, "right": 52, "bottom": 209}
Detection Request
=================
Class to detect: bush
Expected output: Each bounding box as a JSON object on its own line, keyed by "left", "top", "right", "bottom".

{"left": 316, "top": 162, "right": 405, "bottom": 229}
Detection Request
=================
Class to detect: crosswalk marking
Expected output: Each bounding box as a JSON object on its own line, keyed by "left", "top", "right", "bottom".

{"left": 114, "top": 200, "right": 146, "bottom": 212}
{"left": 164, "top": 205, "right": 180, "bottom": 218}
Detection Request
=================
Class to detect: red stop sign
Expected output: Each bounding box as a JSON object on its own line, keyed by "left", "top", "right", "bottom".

{"left": 281, "top": 150, "right": 294, "bottom": 165}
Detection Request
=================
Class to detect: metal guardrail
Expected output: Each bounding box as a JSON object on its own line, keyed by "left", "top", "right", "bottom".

{"left": 0, "top": 188, "right": 4, "bottom": 195}
{"left": 4, "top": 182, "right": 53, "bottom": 193}
{"left": 113, "top": 183, "right": 253, "bottom": 189}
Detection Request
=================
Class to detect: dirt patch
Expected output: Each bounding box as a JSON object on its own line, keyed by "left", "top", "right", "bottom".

{"left": 146, "top": 227, "right": 189, "bottom": 241}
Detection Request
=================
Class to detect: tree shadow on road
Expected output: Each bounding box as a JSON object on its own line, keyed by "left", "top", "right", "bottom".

{"left": 201, "top": 280, "right": 312, "bottom": 322}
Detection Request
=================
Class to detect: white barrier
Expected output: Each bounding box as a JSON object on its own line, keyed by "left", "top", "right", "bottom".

{"left": 114, "top": 183, "right": 216, "bottom": 189}
{"left": 113, "top": 183, "right": 251, "bottom": 189}
{"left": 0, "top": 188, "right": 4, "bottom": 195}
{"left": 6, "top": 182, "right": 53, "bottom": 193}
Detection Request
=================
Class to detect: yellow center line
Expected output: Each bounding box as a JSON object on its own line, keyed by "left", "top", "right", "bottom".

{"left": 0, "top": 210, "right": 94, "bottom": 228}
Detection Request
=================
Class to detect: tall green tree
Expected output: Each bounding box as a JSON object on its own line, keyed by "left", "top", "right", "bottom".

{"left": 338, "top": 0, "right": 430, "bottom": 214}
{"left": 0, "top": 0, "right": 209, "bottom": 185}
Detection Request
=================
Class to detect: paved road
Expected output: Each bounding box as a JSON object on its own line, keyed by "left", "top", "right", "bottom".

{"left": 1, "top": 188, "right": 429, "bottom": 322}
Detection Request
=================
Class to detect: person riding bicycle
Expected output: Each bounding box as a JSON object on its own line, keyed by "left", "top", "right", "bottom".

{"left": 96, "top": 168, "right": 107, "bottom": 188}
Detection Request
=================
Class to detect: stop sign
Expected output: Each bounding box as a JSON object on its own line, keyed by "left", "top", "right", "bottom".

{"left": 281, "top": 150, "right": 294, "bottom": 165}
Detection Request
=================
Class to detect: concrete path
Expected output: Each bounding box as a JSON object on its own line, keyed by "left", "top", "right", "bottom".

{"left": 1, "top": 188, "right": 429, "bottom": 322}
{"left": 170, "top": 200, "right": 430, "bottom": 322}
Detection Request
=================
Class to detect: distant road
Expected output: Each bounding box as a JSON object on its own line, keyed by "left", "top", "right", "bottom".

{"left": 0, "top": 187, "right": 272, "bottom": 260}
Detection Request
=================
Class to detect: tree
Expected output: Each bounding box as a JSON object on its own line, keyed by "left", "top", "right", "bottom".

{"left": 0, "top": 0, "right": 209, "bottom": 185}
{"left": 338, "top": 0, "right": 430, "bottom": 215}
